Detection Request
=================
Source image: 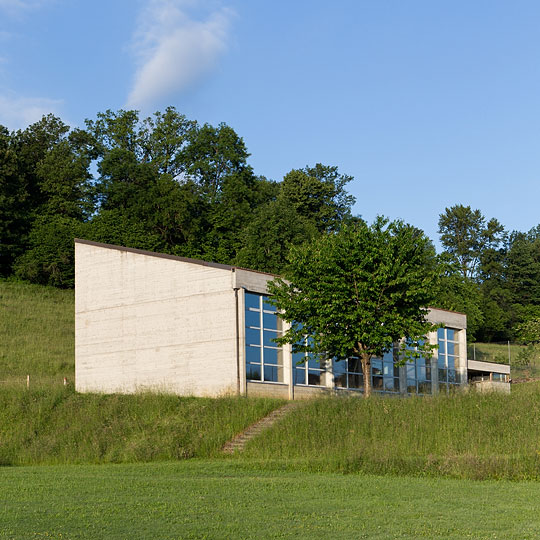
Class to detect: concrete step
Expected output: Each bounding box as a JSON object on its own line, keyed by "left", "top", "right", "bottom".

{"left": 222, "top": 402, "right": 299, "bottom": 454}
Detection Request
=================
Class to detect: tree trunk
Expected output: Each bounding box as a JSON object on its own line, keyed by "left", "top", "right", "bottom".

{"left": 360, "top": 347, "right": 372, "bottom": 398}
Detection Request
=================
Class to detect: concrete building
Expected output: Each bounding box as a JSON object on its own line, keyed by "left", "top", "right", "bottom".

{"left": 75, "top": 239, "right": 510, "bottom": 398}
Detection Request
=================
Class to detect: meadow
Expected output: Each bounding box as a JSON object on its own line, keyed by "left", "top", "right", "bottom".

{"left": 2, "top": 460, "right": 540, "bottom": 540}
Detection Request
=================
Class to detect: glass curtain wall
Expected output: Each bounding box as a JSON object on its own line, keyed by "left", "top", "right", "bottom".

{"left": 333, "top": 349, "right": 399, "bottom": 393}
{"left": 245, "top": 292, "right": 284, "bottom": 383}
{"left": 437, "top": 328, "right": 461, "bottom": 393}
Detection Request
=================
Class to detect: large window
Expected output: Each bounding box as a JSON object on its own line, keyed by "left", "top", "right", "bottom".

{"left": 245, "top": 292, "right": 284, "bottom": 383}
{"left": 293, "top": 337, "right": 324, "bottom": 386}
{"left": 437, "top": 328, "right": 461, "bottom": 393}
{"left": 334, "top": 349, "right": 399, "bottom": 393}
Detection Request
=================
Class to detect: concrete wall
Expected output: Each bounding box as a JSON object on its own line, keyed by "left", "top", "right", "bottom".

{"left": 75, "top": 240, "right": 239, "bottom": 396}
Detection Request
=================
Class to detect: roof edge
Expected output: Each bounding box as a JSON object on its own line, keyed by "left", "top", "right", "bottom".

{"left": 74, "top": 238, "right": 278, "bottom": 277}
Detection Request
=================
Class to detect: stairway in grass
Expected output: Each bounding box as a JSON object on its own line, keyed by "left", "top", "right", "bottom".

{"left": 223, "top": 402, "right": 298, "bottom": 454}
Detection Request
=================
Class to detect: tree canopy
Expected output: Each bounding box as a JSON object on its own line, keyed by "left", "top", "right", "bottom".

{"left": 268, "top": 218, "right": 439, "bottom": 396}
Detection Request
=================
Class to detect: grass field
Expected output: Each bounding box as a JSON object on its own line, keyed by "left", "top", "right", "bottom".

{"left": 2, "top": 460, "right": 540, "bottom": 539}
{"left": 0, "top": 279, "right": 74, "bottom": 385}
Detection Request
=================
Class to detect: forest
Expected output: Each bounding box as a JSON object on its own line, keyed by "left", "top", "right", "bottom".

{"left": 1, "top": 107, "right": 540, "bottom": 345}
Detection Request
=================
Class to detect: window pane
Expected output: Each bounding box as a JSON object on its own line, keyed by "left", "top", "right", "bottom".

{"left": 437, "top": 327, "right": 445, "bottom": 340}
{"left": 262, "top": 297, "right": 276, "bottom": 312}
{"left": 264, "top": 364, "right": 283, "bottom": 383}
{"left": 348, "top": 357, "right": 362, "bottom": 374}
{"left": 348, "top": 372, "right": 363, "bottom": 389}
{"left": 447, "top": 356, "right": 455, "bottom": 370}
{"left": 417, "top": 366, "right": 426, "bottom": 381}
{"left": 448, "top": 369, "right": 457, "bottom": 383}
{"left": 245, "top": 293, "right": 260, "bottom": 310}
{"left": 438, "top": 354, "right": 446, "bottom": 368}
{"left": 372, "top": 359, "right": 382, "bottom": 374}
{"left": 263, "top": 330, "right": 279, "bottom": 348}
{"left": 446, "top": 329, "right": 455, "bottom": 341}
{"left": 246, "top": 327, "right": 260, "bottom": 346}
{"left": 294, "top": 367, "right": 305, "bottom": 385}
{"left": 246, "top": 365, "right": 261, "bottom": 381}
{"left": 383, "top": 362, "right": 393, "bottom": 376}
{"left": 245, "top": 309, "right": 260, "bottom": 328}
{"left": 438, "top": 368, "right": 447, "bottom": 382}
{"left": 334, "top": 373, "right": 347, "bottom": 388}
{"left": 293, "top": 351, "right": 305, "bottom": 366}
{"left": 382, "top": 349, "right": 394, "bottom": 362}
{"left": 383, "top": 377, "right": 398, "bottom": 392}
{"left": 406, "top": 364, "right": 415, "bottom": 379}
{"left": 246, "top": 346, "right": 261, "bottom": 363}
{"left": 438, "top": 342, "right": 445, "bottom": 354}
{"left": 372, "top": 376, "right": 383, "bottom": 390}
{"left": 263, "top": 312, "right": 277, "bottom": 330}
{"left": 447, "top": 342, "right": 455, "bottom": 356}
{"left": 264, "top": 348, "right": 279, "bottom": 365}
{"left": 308, "top": 370, "right": 322, "bottom": 386}
{"left": 308, "top": 355, "right": 321, "bottom": 369}
{"left": 333, "top": 359, "right": 346, "bottom": 375}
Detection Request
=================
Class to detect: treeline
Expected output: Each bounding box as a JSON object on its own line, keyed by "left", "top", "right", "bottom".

{"left": 1, "top": 108, "right": 540, "bottom": 344}
{"left": 435, "top": 204, "right": 540, "bottom": 344}
{"left": 0, "top": 108, "right": 355, "bottom": 287}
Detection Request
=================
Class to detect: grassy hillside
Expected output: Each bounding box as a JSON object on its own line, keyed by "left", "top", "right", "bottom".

{"left": 0, "top": 385, "right": 282, "bottom": 465}
{"left": 0, "top": 279, "right": 74, "bottom": 386}
{"left": 241, "top": 382, "right": 540, "bottom": 480}
{"left": 3, "top": 278, "right": 540, "bottom": 480}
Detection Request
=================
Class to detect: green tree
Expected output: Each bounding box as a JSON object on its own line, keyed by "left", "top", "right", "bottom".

{"left": 279, "top": 164, "right": 356, "bottom": 233}
{"left": 438, "top": 204, "right": 504, "bottom": 279}
{"left": 268, "top": 218, "right": 439, "bottom": 396}
{"left": 0, "top": 125, "right": 26, "bottom": 275}
{"left": 431, "top": 256, "right": 484, "bottom": 341}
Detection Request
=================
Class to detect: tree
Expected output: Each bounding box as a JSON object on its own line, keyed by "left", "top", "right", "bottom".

{"left": 431, "top": 256, "right": 484, "bottom": 341}
{"left": 279, "top": 164, "right": 356, "bottom": 233}
{"left": 268, "top": 218, "right": 439, "bottom": 396}
{"left": 438, "top": 204, "right": 504, "bottom": 279}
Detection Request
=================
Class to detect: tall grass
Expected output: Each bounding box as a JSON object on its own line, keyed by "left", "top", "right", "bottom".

{"left": 241, "top": 383, "right": 540, "bottom": 480}
{"left": 0, "top": 384, "right": 283, "bottom": 465}
{"left": 0, "top": 279, "right": 74, "bottom": 382}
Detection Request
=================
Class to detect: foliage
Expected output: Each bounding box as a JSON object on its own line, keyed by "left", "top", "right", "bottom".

{"left": 268, "top": 218, "right": 439, "bottom": 396}
{"left": 438, "top": 204, "right": 505, "bottom": 279}
{"left": 431, "top": 256, "right": 484, "bottom": 341}
{"left": 13, "top": 215, "right": 82, "bottom": 288}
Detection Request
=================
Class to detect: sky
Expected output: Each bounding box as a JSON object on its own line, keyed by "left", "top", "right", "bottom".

{"left": 1, "top": 0, "right": 540, "bottom": 248}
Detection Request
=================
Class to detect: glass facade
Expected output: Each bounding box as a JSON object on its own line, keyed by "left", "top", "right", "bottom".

{"left": 293, "top": 344, "right": 325, "bottom": 386}
{"left": 437, "top": 327, "right": 461, "bottom": 393}
{"left": 244, "top": 291, "right": 464, "bottom": 395}
{"left": 334, "top": 349, "right": 400, "bottom": 393}
{"left": 245, "top": 292, "right": 284, "bottom": 383}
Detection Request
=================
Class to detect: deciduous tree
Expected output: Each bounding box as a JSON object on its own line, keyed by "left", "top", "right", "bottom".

{"left": 268, "top": 218, "right": 439, "bottom": 396}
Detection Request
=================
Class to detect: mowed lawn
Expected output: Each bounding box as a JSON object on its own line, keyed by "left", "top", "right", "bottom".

{"left": 1, "top": 461, "right": 540, "bottom": 540}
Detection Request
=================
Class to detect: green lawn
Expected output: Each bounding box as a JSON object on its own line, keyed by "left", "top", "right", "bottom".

{"left": 1, "top": 460, "right": 540, "bottom": 539}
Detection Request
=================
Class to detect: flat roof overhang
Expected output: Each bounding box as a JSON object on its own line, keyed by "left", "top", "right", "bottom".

{"left": 467, "top": 359, "right": 510, "bottom": 375}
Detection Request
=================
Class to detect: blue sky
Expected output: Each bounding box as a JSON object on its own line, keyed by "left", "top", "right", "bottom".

{"left": 1, "top": 0, "right": 540, "bottom": 247}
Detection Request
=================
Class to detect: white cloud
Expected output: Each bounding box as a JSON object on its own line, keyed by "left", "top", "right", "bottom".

{"left": 0, "top": 94, "right": 63, "bottom": 129}
{"left": 126, "top": 0, "right": 233, "bottom": 109}
{"left": 0, "top": 0, "right": 49, "bottom": 14}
